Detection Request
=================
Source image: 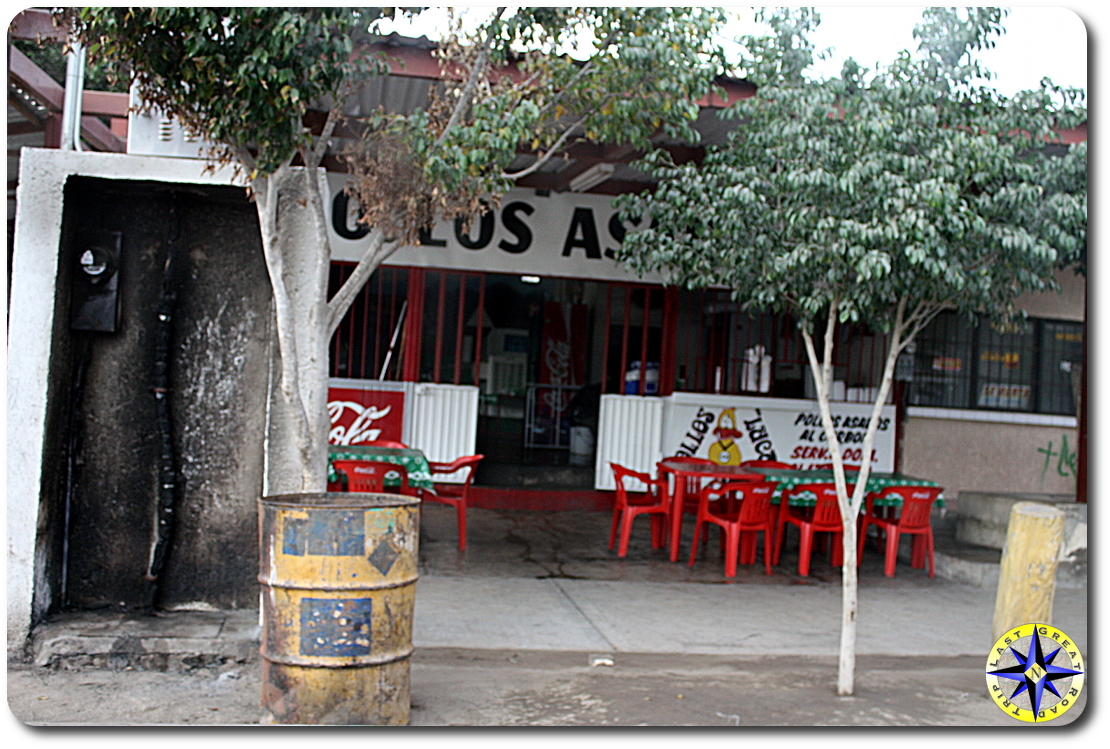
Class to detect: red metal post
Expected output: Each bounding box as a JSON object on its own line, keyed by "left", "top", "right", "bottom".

{"left": 359, "top": 270, "right": 370, "bottom": 379}
{"left": 373, "top": 271, "right": 384, "bottom": 377}
{"left": 659, "top": 286, "right": 679, "bottom": 396}
{"left": 619, "top": 286, "right": 631, "bottom": 396}
{"left": 639, "top": 287, "right": 650, "bottom": 395}
{"left": 473, "top": 275, "right": 486, "bottom": 387}
{"left": 344, "top": 264, "right": 358, "bottom": 376}
{"left": 401, "top": 267, "right": 425, "bottom": 382}
{"left": 1077, "top": 287, "right": 1087, "bottom": 502}
{"left": 433, "top": 273, "right": 446, "bottom": 383}
{"left": 43, "top": 114, "right": 61, "bottom": 149}
{"left": 601, "top": 285, "right": 612, "bottom": 394}
{"left": 386, "top": 270, "right": 399, "bottom": 378}
{"left": 454, "top": 274, "right": 466, "bottom": 385}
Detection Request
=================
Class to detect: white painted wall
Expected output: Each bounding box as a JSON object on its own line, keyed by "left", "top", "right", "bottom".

{"left": 6, "top": 149, "right": 238, "bottom": 658}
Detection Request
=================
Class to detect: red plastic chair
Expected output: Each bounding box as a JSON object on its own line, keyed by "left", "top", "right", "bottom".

{"left": 857, "top": 485, "right": 944, "bottom": 577}
{"left": 773, "top": 482, "right": 853, "bottom": 576}
{"left": 424, "top": 455, "right": 484, "bottom": 552}
{"left": 610, "top": 463, "right": 670, "bottom": 558}
{"left": 689, "top": 480, "right": 779, "bottom": 576}
{"left": 332, "top": 460, "right": 415, "bottom": 496}
{"left": 364, "top": 440, "right": 408, "bottom": 448}
{"left": 739, "top": 459, "right": 797, "bottom": 469}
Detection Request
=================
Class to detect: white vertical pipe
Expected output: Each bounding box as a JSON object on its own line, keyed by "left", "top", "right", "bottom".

{"left": 61, "top": 42, "right": 87, "bottom": 151}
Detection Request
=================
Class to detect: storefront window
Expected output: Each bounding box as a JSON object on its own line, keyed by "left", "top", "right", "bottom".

{"left": 327, "top": 264, "right": 409, "bottom": 381}
{"left": 416, "top": 270, "right": 487, "bottom": 386}
{"left": 1037, "top": 322, "right": 1084, "bottom": 415}
{"left": 906, "top": 311, "right": 974, "bottom": 409}
{"left": 673, "top": 289, "right": 793, "bottom": 396}
{"left": 601, "top": 284, "right": 666, "bottom": 396}
{"left": 975, "top": 320, "right": 1035, "bottom": 410}
{"left": 671, "top": 290, "right": 890, "bottom": 402}
{"left": 328, "top": 264, "right": 1082, "bottom": 446}
{"left": 907, "top": 312, "right": 1082, "bottom": 416}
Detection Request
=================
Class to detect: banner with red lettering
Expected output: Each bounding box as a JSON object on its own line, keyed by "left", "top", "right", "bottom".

{"left": 327, "top": 387, "right": 405, "bottom": 445}
{"left": 662, "top": 392, "right": 896, "bottom": 471}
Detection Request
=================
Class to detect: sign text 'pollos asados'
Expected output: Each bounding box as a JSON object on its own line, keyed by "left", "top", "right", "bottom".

{"left": 663, "top": 394, "right": 897, "bottom": 471}
{"left": 326, "top": 178, "right": 662, "bottom": 283}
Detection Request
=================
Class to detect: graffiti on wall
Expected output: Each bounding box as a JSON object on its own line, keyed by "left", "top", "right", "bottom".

{"left": 1037, "top": 434, "right": 1078, "bottom": 486}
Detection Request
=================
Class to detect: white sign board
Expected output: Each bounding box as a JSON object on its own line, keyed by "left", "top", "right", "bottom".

{"left": 326, "top": 174, "right": 663, "bottom": 283}
{"left": 662, "top": 392, "right": 896, "bottom": 471}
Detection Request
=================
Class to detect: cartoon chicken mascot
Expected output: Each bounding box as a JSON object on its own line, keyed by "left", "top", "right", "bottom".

{"left": 708, "top": 408, "right": 743, "bottom": 466}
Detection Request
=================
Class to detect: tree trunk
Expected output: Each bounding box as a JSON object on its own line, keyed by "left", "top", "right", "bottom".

{"left": 799, "top": 306, "right": 861, "bottom": 695}
{"left": 256, "top": 167, "right": 333, "bottom": 496}
{"left": 831, "top": 303, "right": 908, "bottom": 695}
{"left": 838, "top": 520, "right": 858, "bottom": 695}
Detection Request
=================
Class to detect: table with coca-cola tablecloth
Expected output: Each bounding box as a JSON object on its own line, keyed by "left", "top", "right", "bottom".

{"left": 327, "top": 446, "right": 433, "bottom": 490}
{"left": 744, "top": 467, "right": 944, "bottom": 507}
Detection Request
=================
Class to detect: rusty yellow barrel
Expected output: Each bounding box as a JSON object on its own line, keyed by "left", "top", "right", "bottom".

{"left": 258, "top": 492, "right": 419, "bottom": 725}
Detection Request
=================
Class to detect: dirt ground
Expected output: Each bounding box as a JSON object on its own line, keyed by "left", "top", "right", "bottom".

{"left": 7, "top": 648, "right": 1086, "bottom": 727}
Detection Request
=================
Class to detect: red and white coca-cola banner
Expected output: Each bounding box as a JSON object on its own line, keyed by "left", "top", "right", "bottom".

{"left": 327, "top": 387, "right": 405, "bottom": 445}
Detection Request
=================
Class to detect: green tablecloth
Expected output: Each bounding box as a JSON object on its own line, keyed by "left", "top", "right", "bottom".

{"left": 327, "top": 446, "right": 433, "bottom": 490}
{"left": 744, "top": 468, "right": 943, "bottom": 508}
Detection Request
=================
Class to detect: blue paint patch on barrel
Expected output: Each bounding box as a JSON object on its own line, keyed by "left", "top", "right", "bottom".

{"left": 299, "top": 597, "right": 374, "bottom": 656}
{"left": 283, "top": 510, "right": 366, "bottom": 556}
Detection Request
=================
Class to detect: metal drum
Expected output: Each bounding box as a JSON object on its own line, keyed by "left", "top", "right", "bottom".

{"left": 258, "top": 492, "right": 419, "bottom": 725}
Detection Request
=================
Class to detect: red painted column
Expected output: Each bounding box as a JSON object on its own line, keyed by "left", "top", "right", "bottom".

{"left": 659, "top": 286, "right": 679, "bottom": 396}
{"left": 893, "top": 380, "right": 906, "bottom": 473}
{"left": 601, "top": 285, "right": 612, "bottom": 394}
{"left": 1077, "top": 283, "right": 1087, "bottom": 503}
{"left": 401, "top": 267, "right": 425, "bottom": 382}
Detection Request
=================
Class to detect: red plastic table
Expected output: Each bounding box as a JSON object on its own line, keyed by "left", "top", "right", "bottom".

{"left": 656, "top": 458, "right": 763, "bottom": 563}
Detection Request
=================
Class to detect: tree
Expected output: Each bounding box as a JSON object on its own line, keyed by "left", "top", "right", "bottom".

{"left": 67, "top": 7, "right": 728, "bottom": 494}
{"left": 615, "top": 8, "right": 1086, "bottom": 695}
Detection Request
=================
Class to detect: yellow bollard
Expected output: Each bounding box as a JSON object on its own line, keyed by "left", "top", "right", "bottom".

{"left": 992, "top": 501, "right": 1066, "bottom": 642}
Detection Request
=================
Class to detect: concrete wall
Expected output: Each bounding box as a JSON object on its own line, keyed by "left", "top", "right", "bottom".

{"left": 901, "top": 415, "right": 1079, "bottom": 498}
{"left": 7, "top": 150, "right": 254, "bottom": 656}
{"left": 58, "top": 177, "right": 271, "bottom": 611}
{"left": 1014, "top": 267, "right": 1086, "bottom": 322}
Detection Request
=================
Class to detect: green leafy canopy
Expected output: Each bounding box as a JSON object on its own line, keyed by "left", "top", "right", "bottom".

{"left": 67, "top": 7, "right": 403, "bottom": 174}
{"left": 345, "top": 6, "right": 728, "bottom": 244}
{"left": 67, "top": 7, "right": 730, "bottom": 246}
{"left": 615, "top": 8, "right": 1086, "bottom": 335}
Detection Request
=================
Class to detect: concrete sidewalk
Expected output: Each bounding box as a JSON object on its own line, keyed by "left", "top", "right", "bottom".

{"left": 19, "top": 577, "right": 1089, "bottom": 666}
{"left": 9, "top": 505, "right": 1090, "bottom": 726}
{"left": 412, "top": 575, "right": 1088, "bottom": 657}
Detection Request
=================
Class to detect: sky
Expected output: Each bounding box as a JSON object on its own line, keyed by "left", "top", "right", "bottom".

{"left": 776, "top": 5, "right": 1087, "bottom": 95}
{"left": 377, "top": 5, "right": 1089, "bottom": 97}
